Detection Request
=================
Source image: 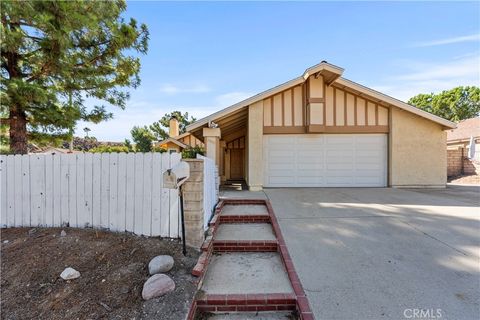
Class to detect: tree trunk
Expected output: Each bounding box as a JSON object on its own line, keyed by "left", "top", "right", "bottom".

{"left": 9, "top": 108, "right": 28, "bottom": 154}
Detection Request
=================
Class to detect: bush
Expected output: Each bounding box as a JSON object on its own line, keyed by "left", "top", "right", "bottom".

{"left": 90, "top": 145, "right": 130, "bottom": 153}
{"left": 152, "top": 145, "right": 167, "bottom": 153}
{"left": 182, "top": 146, "right": 205, "bottom": 159}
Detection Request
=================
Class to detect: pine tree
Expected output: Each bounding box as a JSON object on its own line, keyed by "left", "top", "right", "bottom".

{"left": 1, "top": 0, "right": 149, "bottom": 153}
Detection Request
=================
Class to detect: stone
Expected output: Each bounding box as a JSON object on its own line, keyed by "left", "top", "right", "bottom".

{"left": 60, "top": 230, "right": 67, "bottom": 237}
{"left": 148, "top": 255, "right": 174, "bottom": 275}
{"left": 60, "top": 267, "right": 81, "bottom": 280}
{"left": 142, "top": 274, "right": 175, "bottom": 300}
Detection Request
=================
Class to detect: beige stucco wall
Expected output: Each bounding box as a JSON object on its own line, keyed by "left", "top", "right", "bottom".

{"left": 389, "top": 107, "right": 447, "bottom": 187}
{"left": 247, "top": 101, "right": 263, "bottom": 191}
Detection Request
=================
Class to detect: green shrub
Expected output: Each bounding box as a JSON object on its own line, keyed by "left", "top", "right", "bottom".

{"left": 182, "top": 146, "right": 205, "bottom": 159}
{"left": 90, "top": 145, "right": 130, "bottom": 153}
{"left": 152, "top": 145, "right": 167, "bottom": 153}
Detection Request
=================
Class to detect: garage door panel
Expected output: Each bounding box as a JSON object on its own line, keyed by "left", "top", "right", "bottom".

{"left": 264, "top": 134, "right": 387, "bottom": 187}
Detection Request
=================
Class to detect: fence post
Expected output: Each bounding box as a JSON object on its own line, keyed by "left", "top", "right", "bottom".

{"left": 182, "top": 159, "right": 206, "bottom": 249}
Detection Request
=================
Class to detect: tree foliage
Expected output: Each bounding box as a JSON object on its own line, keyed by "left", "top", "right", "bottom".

{"left": 408, "top": 86, "right": 480, "bottom": 122}
{"left": 149, "top": 111, "right": 196, "bottom": 140}
{"left": 1, "top": 0, "right": 149, "bottom": 153}
{"left": 130, "top": 125, "right": 154, "bottom": 152}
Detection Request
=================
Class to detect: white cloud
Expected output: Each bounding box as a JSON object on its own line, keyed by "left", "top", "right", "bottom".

{"left": 158, "top": 83, "right": 211, "bottom": 94}
{"left": 413, "top": 33, "right": 480, "bottom": 47}
{"left": 215, "top": 91, "right": 252, "bottom": 107}
{"left": 370, "top": 55, "right": 480, "bottom": 101}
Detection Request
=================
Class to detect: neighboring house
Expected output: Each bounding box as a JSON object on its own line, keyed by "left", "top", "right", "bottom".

{"left": 446, "top": 117, "right": 480, "bottom": 177}
{"left": 157, "top": 117, "right": 204, "bottom": 153}
{"left": 185, "top": 61, "right": 456, "bottom": 189}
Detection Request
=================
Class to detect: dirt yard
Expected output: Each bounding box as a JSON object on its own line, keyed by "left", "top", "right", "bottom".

{"left": 1, "top": 227, "right": 200, "bottom": 320}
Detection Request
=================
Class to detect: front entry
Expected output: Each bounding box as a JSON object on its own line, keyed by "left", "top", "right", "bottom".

{"left": 229, "top": 148, "right": 244, "bottom": 179}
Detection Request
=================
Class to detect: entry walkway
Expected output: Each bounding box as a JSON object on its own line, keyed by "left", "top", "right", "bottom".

{"left": 189, "top": 198, "right": 313, "bottom": 319}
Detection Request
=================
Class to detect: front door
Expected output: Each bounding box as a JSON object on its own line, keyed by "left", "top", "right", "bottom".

{"left": 230, "top": 149, "right": 244, "bottom": 179}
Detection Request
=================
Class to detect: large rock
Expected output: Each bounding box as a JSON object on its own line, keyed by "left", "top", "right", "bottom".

{"left": 148, "top": 255, "right": 174, "bottom": 275}
{"left": 142, "top": 274, "right": 175, "bottom": 300}
{"left": 60, "top": 267, "right": 80, "bottom": 280}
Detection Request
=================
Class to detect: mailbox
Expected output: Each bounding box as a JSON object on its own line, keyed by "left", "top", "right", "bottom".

{"left": 163, "top": 161, "right": 191, "bottom": 256}
{"left": 163, "top": 161, "right": 190, "bottom": 189}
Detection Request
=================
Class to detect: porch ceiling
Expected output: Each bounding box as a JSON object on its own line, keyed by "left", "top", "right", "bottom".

{"left": 191, "top": 107, "right": 248, "bottom": 141}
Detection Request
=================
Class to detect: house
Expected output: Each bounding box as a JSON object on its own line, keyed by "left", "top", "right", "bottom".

{"left": 157, "top": 117, "right": 204, "bottom": 153}
{"left": 185, "top": 61, "right": 456, "bottom": 189}
{"left": 446, "top": 117, "right": 480, "bottom": 177}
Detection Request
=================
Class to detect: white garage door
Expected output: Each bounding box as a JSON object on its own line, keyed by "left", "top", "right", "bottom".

{"left": 263, "top": 134, "right": 387, "bottom": 187}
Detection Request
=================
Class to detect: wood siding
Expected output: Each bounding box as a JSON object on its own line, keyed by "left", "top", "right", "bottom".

{"left": 226, "top": 136, "right": 245, "bottom": 149}
{"left": 263, "top": 85, "right": 305, "bottom": 134}
{"left": 262, "top": 75, "right": 389, "bottom": 134}
{"left": 179, "top": 134, "right": 204, "bottom": 148}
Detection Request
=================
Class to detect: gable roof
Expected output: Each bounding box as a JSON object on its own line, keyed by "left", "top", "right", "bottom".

{"left": 187, "top": 61, "right": 456, "bottom": 132}
{"left": 447, "top": 117, "right": 480, "bottom": 142}
{"left": 158, "top": 137, "right": 187, "bottom": 149}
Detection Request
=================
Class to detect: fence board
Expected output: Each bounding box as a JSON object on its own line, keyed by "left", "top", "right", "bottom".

{"left": 1, "top": 152, "right": 181, "bottom": 238}
{"left": 21, "top": 156, "right": 30, "bottom": 227}
{"left": 160, "top": 153, "right": 170, "bottom": 237}
{"left": 0, "top": 157, "right": 7, "bottom": 227}
{"left": 45, "top": 154, "right": 54, "bottom": 227}
{"left": 151, "top": 153, "right": 162, "bottom": 236}
{"left": 133, "top": 153, "right": 144, "bottom": 235}
{"left": 125, "top": 153, "right": 135, "bottom": 233}
{"left": 109, "top": 153, "right": 118, "bottom": 231}
{"left": 14, "top": 155, "right": 22, "bottom": 227}
{"left": 67, "top": 155, "right": 77, "bottom": 227}
{"left": 60, "top": 155, "right": 69, "bottom": 226}
{"left": 31, "top": 155, "right": 45, "bottom": 227}
{"left": 76, "top": 153, "right": 86, "bottom": 228}
{"left": 83, "top": 153, "right": 93, "bottom": 228}
{"left": 169, "top": 153, "right": 181, "bottom": 237}
{"left": 6, "top": 156, "right": 15, "bottom": 227}
{"left": 117, "top": 153, "right": 127, "bottom": 232}
{"left": 52, "top": 155, "right": 61, "bottom": 227}
{"left": 100, "top": 153, "right": 109, "bottom": 228}
{"left": 142, "top": 153, "right": 153, "bottom": 235}
{"left": 92, "top": 153, "right": 101, "bottom": 227}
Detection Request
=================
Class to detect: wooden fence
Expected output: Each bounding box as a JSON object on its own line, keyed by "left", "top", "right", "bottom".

{"left": 197, "top": 155, "right": 219, "bottom": 229}
{"left": 0, "top": 152, "right": 182, "bottom": 238}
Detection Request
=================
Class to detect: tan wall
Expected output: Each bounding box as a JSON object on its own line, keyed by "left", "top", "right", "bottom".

{"left": 247, "top": 101, "right": 263, "bottom": 190}
{"left": 389, "top": 108, "right": 447, "bottom": 187}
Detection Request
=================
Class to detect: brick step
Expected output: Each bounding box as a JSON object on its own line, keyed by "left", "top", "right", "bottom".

{"left": 213, "top": 240, "right": 278, "bottom": 252}
{"left": 219, "top": 215, "right": 271, "bottom": 224}
{"left": 196, "top": 293, "right": 297, "bottom": 314}
{"left": 200, "top": 311, "right": 295, "bottom": 319}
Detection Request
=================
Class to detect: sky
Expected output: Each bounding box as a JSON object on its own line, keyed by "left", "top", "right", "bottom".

{"left": 77, "top": 1, "right": 480, "bottom": 141}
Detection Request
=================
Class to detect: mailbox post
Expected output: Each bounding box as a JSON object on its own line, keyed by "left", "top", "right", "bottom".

{"left": 163, "top": 161, "right": 190, "bottom": 255}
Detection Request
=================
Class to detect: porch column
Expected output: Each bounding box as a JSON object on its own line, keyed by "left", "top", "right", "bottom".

{"left": 203, "top": 127, "right": 221, "bottom": 167}
{"left": 247, "top": 101, "right": 263, "bottom": 191}
{"left": 220, "top": 140, "right": 226, "bottom": 182}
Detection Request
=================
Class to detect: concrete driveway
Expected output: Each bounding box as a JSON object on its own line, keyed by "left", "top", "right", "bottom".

{"left": 263, "top": 186, "right": 480, "bottom": 320}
